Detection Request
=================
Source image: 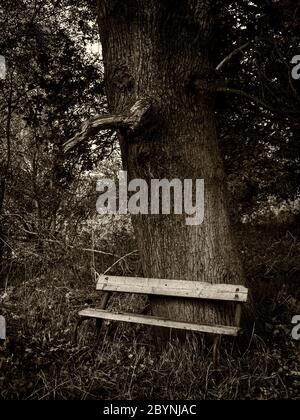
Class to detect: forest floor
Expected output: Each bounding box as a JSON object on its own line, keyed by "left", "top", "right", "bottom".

{"left": 0, "top": 224, "right": 299, "bottom": 400}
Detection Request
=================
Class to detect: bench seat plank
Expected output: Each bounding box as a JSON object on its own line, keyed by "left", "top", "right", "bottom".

{"left": 96, "top": 275, "right": 248, "bottom": 303}
{"left": 79, "top": 308, "right": 240, "bottom": 337}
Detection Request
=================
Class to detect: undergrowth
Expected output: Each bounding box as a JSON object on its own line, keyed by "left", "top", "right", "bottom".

{"left": 0, "top": 223, "right": 299, "bottom": 400}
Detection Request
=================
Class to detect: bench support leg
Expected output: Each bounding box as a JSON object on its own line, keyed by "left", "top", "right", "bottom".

{"left": 95, "top": 291, "right": 111, "bottom": 336}
{"left": 213, "top": 336, "right": 221, "bottom": 364}
{"left": 74, "top": 292, "right": 112, "bottom": 344}
{"left": 235, "top": 303, "right": 242, "bottom": 328}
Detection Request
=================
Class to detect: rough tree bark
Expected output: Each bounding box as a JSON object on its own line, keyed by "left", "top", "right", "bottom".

{"left": 96, "top": 0, "right": 246, "bottom": 327}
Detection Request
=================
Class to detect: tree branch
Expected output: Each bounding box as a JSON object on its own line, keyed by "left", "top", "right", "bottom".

{"left": 63, "top": 98, "right": 151, "bottom": 153}
{"left": 216, "top": 41, "right": 253, "bottom": 72}
{"left": 215, "top": 86, "right": 300, "bottom": 117}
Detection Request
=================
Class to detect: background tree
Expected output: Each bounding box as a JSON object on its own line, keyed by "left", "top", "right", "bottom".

{"left": 215, "top": 0, "right": 300, "bottom": 220}
{"left": 0, "top": 0, "right": 109, "bottom": 278}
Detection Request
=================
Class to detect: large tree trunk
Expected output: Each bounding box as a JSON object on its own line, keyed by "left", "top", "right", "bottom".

{"left": 97, "top": 0, "right": 246, "bottom": 327}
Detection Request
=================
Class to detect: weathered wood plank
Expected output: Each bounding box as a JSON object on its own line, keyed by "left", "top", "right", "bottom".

{"left": 96, "top": 275, "right": 248, "bottom": 303}
{"left": 79, "top": 308, "right": 240, "bottom": 337}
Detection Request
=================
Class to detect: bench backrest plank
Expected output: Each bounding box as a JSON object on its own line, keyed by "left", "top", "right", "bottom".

{"left": 96, "top": 275, "right": 248, "bottom": 303}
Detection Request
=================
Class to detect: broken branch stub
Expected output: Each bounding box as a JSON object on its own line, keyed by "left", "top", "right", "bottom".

{"left": 63, "top": 99, "right": 151, "bottom": 153}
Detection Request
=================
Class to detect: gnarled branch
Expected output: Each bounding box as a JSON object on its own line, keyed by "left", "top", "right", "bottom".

{"left": 63, "top": 99, "right": 151, "bottom": 153}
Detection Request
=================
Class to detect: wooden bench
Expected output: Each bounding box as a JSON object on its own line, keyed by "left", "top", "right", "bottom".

{"left": 79, "top": 275, "right": 248, "bottom": 339}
